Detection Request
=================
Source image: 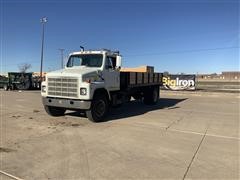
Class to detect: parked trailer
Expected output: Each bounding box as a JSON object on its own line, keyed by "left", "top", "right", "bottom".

{"left": 0, "top": 75, "right": 9, "bottom": 90}
{"left": 41, "top": 49, "right": 162, "bottom": 122}
{"left": 0, "top": 72, "right": 41, "bottom": 91}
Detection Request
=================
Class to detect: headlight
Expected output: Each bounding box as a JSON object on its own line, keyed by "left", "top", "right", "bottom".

{"left": 42, "top": 85, "right": 46, "bottom": 93}
{"left": 80, "top": 88, "right": 87, "bottom": 95}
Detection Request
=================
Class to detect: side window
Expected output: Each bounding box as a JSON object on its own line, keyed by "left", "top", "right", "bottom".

{"left": 106, "top": 56, "right": 113, "bottom": 69}
{"left": 105, "top": 57, "right": 112, "bottom": 69}
{"left": 111, "top": 57, "right": 116, "bottom": 69}
{"left": 105, "top": 56, "right": 116, "bottom": 69}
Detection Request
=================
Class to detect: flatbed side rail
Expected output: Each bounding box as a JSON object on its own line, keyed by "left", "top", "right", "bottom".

{"left": 120, "top": 72, "right": 163, "bottom": 89}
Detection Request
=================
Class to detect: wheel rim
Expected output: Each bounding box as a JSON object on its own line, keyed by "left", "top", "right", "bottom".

{"left": 94, "top": 99, "right": 106, "bottom": 117}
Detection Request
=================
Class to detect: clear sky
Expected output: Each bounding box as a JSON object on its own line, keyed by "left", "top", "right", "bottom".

{"left": 1, "top": 0, "right": 239, "bottom": 74}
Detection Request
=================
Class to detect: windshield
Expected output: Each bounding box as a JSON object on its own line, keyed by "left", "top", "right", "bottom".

{"left": 67, "top": 54, "right": 103, "bottom": 68}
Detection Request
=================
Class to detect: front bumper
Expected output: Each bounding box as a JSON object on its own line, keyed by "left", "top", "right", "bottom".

{"left": 42, "top": 97, "right": 91, "bottom": 110}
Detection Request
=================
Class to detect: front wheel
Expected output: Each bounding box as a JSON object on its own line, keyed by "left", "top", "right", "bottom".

{"left": 44, "top": 106, "right": 66, "bottom": 116}
{"left": 86, "top": 94, "right": 109, "bottom": 122}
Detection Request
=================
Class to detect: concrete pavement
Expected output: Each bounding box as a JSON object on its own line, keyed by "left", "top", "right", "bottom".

{"left": 0, "top": 90, "right": 239, "bottom": 179}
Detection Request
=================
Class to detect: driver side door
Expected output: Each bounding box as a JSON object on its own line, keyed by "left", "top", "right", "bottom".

{"left": 103, "top": 56, "right": 120, "bottom": 91}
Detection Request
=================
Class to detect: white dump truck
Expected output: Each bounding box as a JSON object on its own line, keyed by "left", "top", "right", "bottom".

{"left": 41, "top": 49, "right": 162, "bottom": 122}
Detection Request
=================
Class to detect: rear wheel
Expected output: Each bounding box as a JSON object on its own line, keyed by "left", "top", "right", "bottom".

{"left": 143, "top": 86, "right": 159, "bottom": 105}
{"left": 44, "top": 106, "right": 66, "bottom": 116}
{"left": 86, "top": 93, "right": 109, "bottom": 122}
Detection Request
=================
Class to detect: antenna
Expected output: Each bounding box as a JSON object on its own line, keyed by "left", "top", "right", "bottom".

{"left": 80, "top": 46, "right": 84, "bottom": 51}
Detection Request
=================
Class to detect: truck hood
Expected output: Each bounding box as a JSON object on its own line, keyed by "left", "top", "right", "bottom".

{"left": 46, "top": 67, "right": 99, "bottom": 78}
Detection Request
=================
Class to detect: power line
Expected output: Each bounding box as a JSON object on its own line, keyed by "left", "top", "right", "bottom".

{"left": 1, "top": 46, "right": 238, "bottom": 67}
{"left": 124, "top": 46, "right": 239, "bottom": 57}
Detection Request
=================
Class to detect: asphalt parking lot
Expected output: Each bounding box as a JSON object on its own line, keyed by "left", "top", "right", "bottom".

{"left": 0, "top": 90, "right": 239, "bottom": 180}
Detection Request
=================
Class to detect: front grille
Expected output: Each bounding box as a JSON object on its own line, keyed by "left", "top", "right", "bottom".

{"left": 47, "top": 77, "right": 78, "bottom": 98}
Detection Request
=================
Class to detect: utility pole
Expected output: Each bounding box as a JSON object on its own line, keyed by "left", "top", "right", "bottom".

{"left": 40, "top": 17, "right": 47, "bottom": 82}
{"left": 58, "top": 48, "right": 65, "bottom": 69}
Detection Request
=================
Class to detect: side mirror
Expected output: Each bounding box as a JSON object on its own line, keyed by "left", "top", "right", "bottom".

{"left": 116, "top": 55, "right": 122, "bottom": 70}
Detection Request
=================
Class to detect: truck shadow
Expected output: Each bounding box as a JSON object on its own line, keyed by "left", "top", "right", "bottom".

{"left": 105, "top": 97, "right": 187, "bottom": 121}
{"left": 65, "top": 97, "right": 187, "bottom": 122}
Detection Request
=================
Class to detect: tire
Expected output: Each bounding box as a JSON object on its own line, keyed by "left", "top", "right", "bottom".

{"left": 3, "top": 84, "right": 8, "bottom": 91}
{"left": 143, "top": 86, "right": 159, "bottom": 105}
{"left": 44, "top": 106, "right": 66, "bottom": 116}
{"left": 86, "top": 93, "right": 109, "bottom": 122}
